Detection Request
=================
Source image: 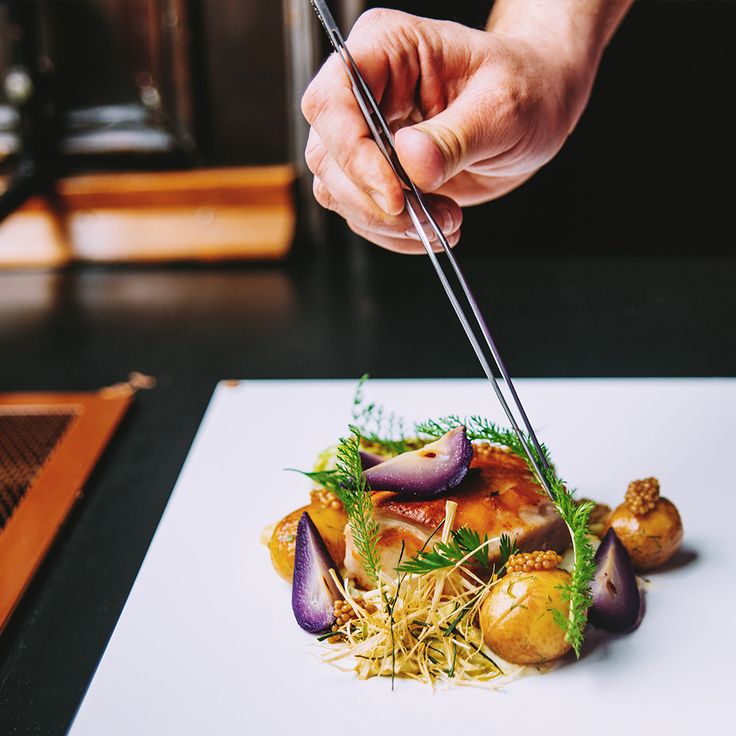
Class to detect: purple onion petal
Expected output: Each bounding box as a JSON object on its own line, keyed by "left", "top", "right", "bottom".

{"left": 291, "top": 512, "right": 341, "bottom": 633}
{"left": 363, "top": 426, "right": 472, "bottom": 497}
{"left": 359, "top": 450, "right": 385, "bottom": 469}
{"left": 589, "top": 528, "right": 641, "bottom": 632}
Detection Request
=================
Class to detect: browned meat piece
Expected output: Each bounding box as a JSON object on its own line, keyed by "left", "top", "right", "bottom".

{"left": 345, "top": 443, "right": 570, "bottom": 587}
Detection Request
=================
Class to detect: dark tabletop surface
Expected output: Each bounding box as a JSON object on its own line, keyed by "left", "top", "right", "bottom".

{"left": 0, "top": 239, "right": 734, "bottom": 734}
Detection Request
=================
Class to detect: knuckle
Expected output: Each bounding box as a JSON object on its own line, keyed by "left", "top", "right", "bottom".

{"left": 301, "top": 53, "right": 342, "bottom": 124}
{"left": 300, "top": 83, "right": 320, "bottom": 123}
{"left": 494, "top": 61, "right": 532, "bottom": 120}
{"left": 337, "top": 150, "right": 363, "bottom": 184}
{"left": 312, "top": 178, "right": 333, "bottom": 210}
{"left": 354, "top": 7, "right": 395, "bottom": 31}
{"left": 301, "top": 73, "right": 330, "bottom": 125}
{"left": 352, "top": 9, "right": 415, "bottom": 65}
{"left": 334, "top": 145, "right": 377, "bottom": 195}
{"left": 304, "top": 138, "right": 328, "bottom": 177}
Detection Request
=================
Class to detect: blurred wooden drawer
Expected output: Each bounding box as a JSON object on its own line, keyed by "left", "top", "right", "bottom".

{"left": 0, "top": 165, "right": 295, "bottom": 268}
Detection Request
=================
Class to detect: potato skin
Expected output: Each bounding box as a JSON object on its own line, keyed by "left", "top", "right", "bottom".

{"left": 269, "top": 504, "right": 347, "bottom": 582}
{"left": 480, "top": 569, "right": 571, "bottom": 665}
{"left": 605, "top": 497, "right": 683, "bottom": 571}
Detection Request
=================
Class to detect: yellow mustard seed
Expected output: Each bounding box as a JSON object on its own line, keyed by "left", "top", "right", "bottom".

{"left": 506, "top": 550, "right": 562, "bottom": 574}
{"left": 625, "top": 477, "right": 660, "bottom": 516}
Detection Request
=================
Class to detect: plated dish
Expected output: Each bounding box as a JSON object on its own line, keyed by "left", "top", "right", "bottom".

{"left": 264, "top": 377, "right": 683, "bottom": 688}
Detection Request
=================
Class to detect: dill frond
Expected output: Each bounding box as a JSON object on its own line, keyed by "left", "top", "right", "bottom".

{"left": 397, "top": 529, "right": 483, "bottom": 575}
{"left": 397, "top": 528, "right": 518, "bottom": 577}
{"left": 333, "top": 427, "right": 383, "bottom": 585}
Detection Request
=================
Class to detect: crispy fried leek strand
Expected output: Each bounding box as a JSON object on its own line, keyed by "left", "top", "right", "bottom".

{"left": 320, "top": 504, "right": 530, "bottom": 689}
{"left": 431, "top": 501, "right": 457, "bottom": 611}
{"left": 323, "top": 566, "right": 523, "bottom": 687}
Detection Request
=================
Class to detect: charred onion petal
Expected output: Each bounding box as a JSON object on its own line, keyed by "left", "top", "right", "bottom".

{"left": 363, "top": 426, "right": 472, "bottom": 497}
{"left": 291, "top": 512, "right": 341, "bottom": 633}
{"left": 359, "top": 450, "right": 385, "bottom": 469}
{"left": 589, "top": 527, "right": 641, "bottom": 632}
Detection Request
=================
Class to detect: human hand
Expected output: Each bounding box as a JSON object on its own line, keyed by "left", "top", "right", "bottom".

{"left": 302, "top": 2, "right": 630, "bottom": 253}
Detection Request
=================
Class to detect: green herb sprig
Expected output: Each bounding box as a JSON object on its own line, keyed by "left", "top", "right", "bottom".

{"left": 416, "top": 415, "right": 595, "bottom": 657}
{"left": 331, "top": 426, "right": 383, "bottom": 585}
{"left": 294, "top": 468, "right": 342, "bottom": 492}
{"left": 397, "top": 529, "right": 518, "bottom": 576}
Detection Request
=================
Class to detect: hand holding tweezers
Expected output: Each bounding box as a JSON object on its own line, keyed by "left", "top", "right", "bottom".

{"left": 309, "top": 0, "right": 555, "bottom": 497}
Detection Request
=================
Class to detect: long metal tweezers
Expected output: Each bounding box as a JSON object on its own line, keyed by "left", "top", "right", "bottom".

{"left": 309, "top": 0, "right": 555, "bottom": 498}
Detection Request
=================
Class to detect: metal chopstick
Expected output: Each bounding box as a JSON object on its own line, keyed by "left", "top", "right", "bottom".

{"left": 309, "top": 0, "right": 555, "bottom": 498}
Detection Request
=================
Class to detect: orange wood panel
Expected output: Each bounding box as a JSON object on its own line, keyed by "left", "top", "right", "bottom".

{"left": 0, "top": 391, "right": 132, "bottom": 632}
{"left": 0, "top": 165, "right": 296, "bottom": 268}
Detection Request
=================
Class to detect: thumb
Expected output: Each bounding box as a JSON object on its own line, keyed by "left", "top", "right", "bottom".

{"left": 394, "top": 90, "right": 499, "bottom": 192}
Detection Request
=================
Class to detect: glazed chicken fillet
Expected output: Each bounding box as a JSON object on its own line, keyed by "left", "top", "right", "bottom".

{"left": 345, "top": 443, "right": 569, "bottom": 587}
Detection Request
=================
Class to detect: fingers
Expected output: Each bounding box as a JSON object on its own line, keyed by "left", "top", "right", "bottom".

{"left": 304, "top": 126, "right": 399, "bottom": 218}
{"left": 302, "top": 9, "right": 546, "bottom": 246}
{"left": 303, "top": 59, "right": 404, "bottom": 216}
{"left": 302, "top": 7, "right": 570, "bottom": 246}
{"left": 347, "top": 219, "right": 462, "bottom": 256}
{"left": 308, "top": 128, "right": 462, "bottom": 242}
{"left": 302, "top": 9, "right": 422, "bottom": 216}
{"left": 302, "top": 15, "right": 404, "bottom": 215}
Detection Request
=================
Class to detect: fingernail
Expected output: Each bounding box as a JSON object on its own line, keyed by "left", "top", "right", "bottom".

{"left": 369, "top": 190, "right": 390, "bottom": 215}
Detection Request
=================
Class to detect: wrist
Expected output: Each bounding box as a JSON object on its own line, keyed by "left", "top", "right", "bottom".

{"left": 487, "top": 0, "right": 631, "bottom": 61}
{"left": 486, "top": 0, "right": 632, "bottom": 122}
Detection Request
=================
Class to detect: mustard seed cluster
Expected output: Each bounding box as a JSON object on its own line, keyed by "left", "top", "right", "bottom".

{"left": 333, "top": 599, "right": 358, "bottom": 626}
{"left": 625, "top": 477, "right": 660, "bottom": 516}
{"left": 328, "top": 599, "right": 375, "bottom": 643}
{"left": 506, "top": 550, "right": 562, "bottom": 573}
{"left": 311, "top": 487, "right": 343, "bottom": 510}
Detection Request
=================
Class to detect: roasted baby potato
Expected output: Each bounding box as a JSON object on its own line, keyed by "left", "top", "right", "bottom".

{"left": 606, "top": 497, "right": 683, "bottom": 571}
{"left": 480, "top": 569, "right": 572, "bottom": 664}
{"left": 269, "top": 503, "right": 347, "bottom": 582}
{"left": 604, "top": 477, "right": 683, "bottom": 571}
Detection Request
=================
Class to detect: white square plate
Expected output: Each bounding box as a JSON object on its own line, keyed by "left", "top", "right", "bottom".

{"left": 70, "top": 379, "right": 736, "bottom": 735}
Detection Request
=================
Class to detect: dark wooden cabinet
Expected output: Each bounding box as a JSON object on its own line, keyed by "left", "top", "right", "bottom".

{"left": 0, "top": 0, "right": 290, "bottom": 172}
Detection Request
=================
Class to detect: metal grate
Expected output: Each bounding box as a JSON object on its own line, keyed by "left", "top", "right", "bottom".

{"left": 0, "top": 410, "right": 77, "bottom": 530}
